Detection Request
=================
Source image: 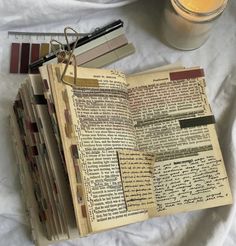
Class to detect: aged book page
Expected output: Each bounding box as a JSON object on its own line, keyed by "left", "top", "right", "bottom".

{"left": 40, "top": 65, "right": 90, "bottom": 237}
{"left": 127, "top": 68, "right": 233, "bottom": 216}
{"left": 48, "top": 64, "right": 148, "bottom": 233}
{"left": 24, "top": 80, "right": 69, "bottom": 238}
{"left": 10, "top": 110, "right": 51, "bottom": 246}
{"left": 19, "top": 84, "right": 60, "bottom": 238}
{"left": 27, "top": 74, "right": 78, "bottom": 238}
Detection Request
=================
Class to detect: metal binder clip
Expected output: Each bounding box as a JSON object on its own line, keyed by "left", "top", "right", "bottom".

{"left": 50, "top": 27, "right": 80, "bottom": 86}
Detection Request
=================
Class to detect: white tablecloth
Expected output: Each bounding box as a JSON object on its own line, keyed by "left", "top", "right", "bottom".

{"left": 0, "top": 0, "right": 235, "bottom": 245}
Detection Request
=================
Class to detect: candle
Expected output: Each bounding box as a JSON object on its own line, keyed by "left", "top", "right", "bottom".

{"left": 161, "top": 0, "right": 228, "bottom": 50}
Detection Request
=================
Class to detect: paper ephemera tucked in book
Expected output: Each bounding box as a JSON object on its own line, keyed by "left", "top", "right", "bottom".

{"left": 117, "top": 150, "right": 156, "bottom": 211}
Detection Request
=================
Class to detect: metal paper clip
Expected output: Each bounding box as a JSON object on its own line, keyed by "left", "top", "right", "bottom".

{"left": 50, "top": 27, "right": 80, "bottom": 86}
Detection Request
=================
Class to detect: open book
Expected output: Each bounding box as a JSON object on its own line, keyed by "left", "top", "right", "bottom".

{"left": 10, "top": 64, "right": 233, "bottom": 245}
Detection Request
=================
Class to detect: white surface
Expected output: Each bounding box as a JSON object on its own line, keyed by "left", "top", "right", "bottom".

{"left": 0, "top": 0, "right": 236, "bottom": 245}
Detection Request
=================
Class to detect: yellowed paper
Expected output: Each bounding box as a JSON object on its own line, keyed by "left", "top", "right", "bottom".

{"left": 45, "top": 64, "right": 149, "bottom": 234}
{"left": 27, "top": 74, "right": 77, "bottom": 236}
{"left": 40, "top": 64, "right": 90, "bottom": 236}
{"left": 63, "top": 64, "right": 149, "bottom": 232}
{"left": 127, "top": 68, "right": 233, "bottom": 216}
{"left": 118, "top": 150, "right": 156, "bottom": 211}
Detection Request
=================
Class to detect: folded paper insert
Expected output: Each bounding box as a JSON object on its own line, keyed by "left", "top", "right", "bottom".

{"left": 117, "top": 150, "right": 157, "bottom": 211}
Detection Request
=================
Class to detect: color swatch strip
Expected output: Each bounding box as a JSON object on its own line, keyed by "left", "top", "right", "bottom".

{"left": 9, "top": 30, "right": 134, "bottom": 74}
{"left": 10, "top": 43, "right": 50, "bottom": 74}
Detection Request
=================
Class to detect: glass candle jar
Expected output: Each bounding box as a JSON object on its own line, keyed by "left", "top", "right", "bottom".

{"left": 161, "top": 0, "right": 229, "bottom": 50}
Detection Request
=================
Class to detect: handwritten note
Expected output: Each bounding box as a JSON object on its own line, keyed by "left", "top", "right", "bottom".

{"left": 118, "top": 150, "right": 156, "bottom": 211}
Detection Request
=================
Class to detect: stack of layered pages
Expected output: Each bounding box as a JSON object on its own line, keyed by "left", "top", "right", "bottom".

{"left": 10, "top": 63, "right": 233, "bottom": 246}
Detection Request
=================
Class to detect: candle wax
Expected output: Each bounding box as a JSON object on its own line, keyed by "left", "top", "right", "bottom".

{"left": 178, "top": 0, "right": 226, "bottom": 13}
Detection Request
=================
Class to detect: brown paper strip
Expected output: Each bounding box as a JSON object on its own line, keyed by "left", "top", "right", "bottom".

{"left": 30, "top": 43, "right": 40, "bottom": 73}
{"left": 179, "top": 115, "right": 215, "bottom": 128}
{"left": 31, "top": 43, "right": 40, "bottom": 62}
{"left": 71, "top": 145, "right": 79, "bottom": 159}
{"left": 40, "top": 43, "right": 50, "bottom": 58}
{"left": 42, "top": 79, "right": 49, "bottom": 91}
{"left": 81, "top": 205, "right": 87, "bottom": 218}
{"left": 170, "top": 69, "right": 205, "bottom": 81}
{"left": 77, "top": 186, "right": 83, "bottom": 203}
{"left": 65, "top": 123, "right": 73, "bottom": 138}
{"left": 63, "top": 76, "right": 99, "bottom": 87}
{"left": 20, "top": 43, "right": 30, "bottom": 73}
{"left": 10, "top": 43, "right": 20, "bottom": 73}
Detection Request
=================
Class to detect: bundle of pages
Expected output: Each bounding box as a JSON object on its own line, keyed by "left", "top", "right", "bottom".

{"left": 10, "top": 63, "right": 232, "bottom": 246}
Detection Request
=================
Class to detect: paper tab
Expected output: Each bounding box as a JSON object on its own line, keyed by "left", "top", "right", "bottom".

{"left": 63, "top": 76, "right": 99, "bottom": 87}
